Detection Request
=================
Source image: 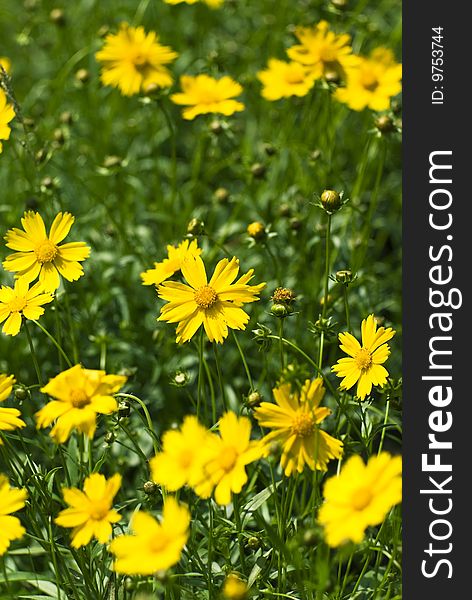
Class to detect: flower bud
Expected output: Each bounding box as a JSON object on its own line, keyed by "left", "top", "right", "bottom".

{"left": 271, "top": 287, "right": 296, "bottom": 306}
{"left": 303, "top": 528, "right": 319, "bottom": 547}
{"left": 375, "top": 115, "right": 395, "bottom": 134}
{"left": 143, "top": 481, "right": 158, "bottom": 495}
{"left": 60, "top": 111, "right": 73, "bottom": 125}
{"left": 14, "top": 386, "right": 28, "bottom": 401}
{"left": 263, "top": 143, "right": 277, "bottom": 157}
{"left": 214, "top": 187, "right": 230, "bottom": 204}
{"left": 187, "top": 218, "right": 205, "bottom": 236}
{"left": 335, "top": 269, "right": 354, "bottom": 285}
{"left": 75, "top": 68, "right": 90, "bottom": 84}
{"left": 49, "top": 8, "right": 66, "bottom": 25}
{"left": 246, "top": 391, "right": 262, "bottom": 408}
{"left": 172, "top": 371, "right": 190, "bottom": 387}
{"left": 320, "top": 189, "right": 342, "bottom": 212}
{"left": 246, "top": 536, "right": 261, "bottom": 550}
{"left": 103, "top": 155, "right": 123, "bottom": 169}
{"left": 118, "top": 401, "right": 130, "bottom": 418}
{"left": 331, "top": 0, "right": 349, "bottom": 9}
{"left": 41, "top": 176, "right": 55, "bottom": 190}
{"left": 289, "top": 217, "right": 302, "bottom": 231}
{"left": 270, "top": 303, "right": 289, "bottom": 318}
{"left": 53, "top": 128, "right": 65, "bottom": 145}
{"left": 209, "top": 119, "right": 223, "bottom": 134}
{"left": 250, "top": 162, "right": 266, "bottom": 179}
{"left": 104, "top": 432, "right": 115, "bottom": 444}
{"left": 246, "top": 221, "right": 266, "bottom": 240}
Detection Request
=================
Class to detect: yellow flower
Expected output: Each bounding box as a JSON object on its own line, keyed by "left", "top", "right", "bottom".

{"left": 164, "top": 0, "right": 223, "bottom": 7}
{"left": 110, "top": 497, "right": 190, "bottom": 574}
{"left": 0, "top": 374, "right": 15, "bottom": 402}
{"left": 0, "top": 89, "right": 15, "bottom": 154}
{"left": 200, "top": 412, "right": 262, "bottom": 505}
{"left": 158, "top": 255, "right": 265, "bottom": 344}
{"left": 95, "top": 23, "right": 178, "bottom": 96}
{"left": 287, "top": 21, "right": 358, "bottom": 81}
{"left": 257, "top": 59, "right": 318, "bottom": 100}
{"left": 254, "top": 378, "right": 343, "bottom": 476}
{"left": 332, "top": 314, "right": 396, "bottom": 400}
{"left": 150, "top": 415, "right": 214, "bottom": 497}
{"left": 222, "top": 573, "right": 248, "bottom": 600}
{"left": 141, "top": 239, "right": 202, "bottom": 286}
{"left": 335, "top": 48, "right": 402, "bottom": 111}
{"left": 318, "top": 452, "right": 402, "bottom": 547}
{"left": 171, "top": 74, "right": 245, "bottom": 120}
{"left": 0, "top": 57, "right": 11, "bottom": 73}
{"left": 36, "top": 364, "right": 127, "bottom": 443}
{"left": 55, "top": 473, "right": 122, "bottom": 548}
{"left": 0, "top": 375, "right": 26, "bottom": 442}
{"left": 0, "top": 279, "right": 54, "bottom": 337}
{"left": 3, "top": 211, "right": 91, "bottom": 291}
{"left": 0, "top": 474, "right": 27, "bottom": 555}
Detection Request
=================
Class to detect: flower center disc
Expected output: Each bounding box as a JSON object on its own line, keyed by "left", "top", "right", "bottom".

{"left": 194, "top": 285, "right": 218, "bottom": 309}
{"left": 361, "top": 71, "right": 379, "bottom": 92}
{"left": 35, "top": 239, "right": 58, "bottom": 264}
{"left": 179, "top": 449, "right": 194, "bottom": 469}
{"left": 351, "top": 487, "right": 373, "bottom": 511}
{"left": 355, "top": 348, "right": 373, "bottom": 371}
{"left": 9, "top": 297, "right": 27, "bottom": 312}
{"left": 291, "top": 412, "right": 315, "bottom": 437}
{"left": 285, "top": 69, "right": 305, "bottom": 85}
{"left": 219, "top": 447, "right": 238, "bottom": 472}
{"left": 89, "top": 500, "right": 110, "bottom": 520}
{"left": 70, "top": 389, "right": 91, "bottom": 408}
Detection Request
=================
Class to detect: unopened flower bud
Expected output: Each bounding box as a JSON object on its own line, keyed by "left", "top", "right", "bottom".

{"left": 187, "top": 218, "right": 205, "bottom": 236}
{"left": 60, "top": 111, "right": 73, "bottom": 125}
{"left": 375, "top": 115, "right": 395, "bottom": 134}
{"left": 214, "top": 187, "right": 230, "bottom": 204}
{"left": 104, "top": 431, "right": 115, "bottom": 444}
{"left": 263, "top": 143, "right": 277, "bottom": 157}
{"left": 247, "top": 391, "right": 262, "bottom": 408}
{"left": 250, "top": 162, "right": 266, "bottom": 179}
{"left": 335, "top": 269, "right": 354, "bottom": 285}
{"left": 50, "top": 8, "right": 66, "bottom": 25}
{"left": 270, "top": 303, "right": 289, "bottom": 318}
{"left": 143, "top": 480, "right": 158, "bottom": 495}
{"left": 320, "top": 189, "right": 342, "bottom": 212}
{"left": 279, "top": 203, "right": 291, "bottom": 217}
{"left": 325, "top": 69, "right": 341, "bottom": 84}
{"left": 289, "top": 217, "right": 302, "bottom": 231}
{"left": 209, "top": 119, "right": 224, "bottom": 134}
{"left": 75, "top": 68, "right": 90, "bottom": 84}
{"left": 246, "top": 221, "right": 266, "bottom": 240}
{"left": 53, "top": 128, "right": 65, "bottom": 145}
{"left": 331, "top": 0, "right": 349, "bottom": 9}
{"left": 118, "top": 401, "right": 130, "bottom": 418}
{"left": 246, "top": 536, "right": 261, "bottom": 550}
{"left": 303, "top": 528, "right": 319, "bottom": 547}
{"left": 14, "top": 386, "right": 28, "bottom": 401}
{"left": 41, "top": 176, "right": 55, "bottom": 190}
{"left": 172, "top": 371, "right": 189, "bottom": 387}
{"left": 103, "top": 155, "right": 122, "bottom": 169}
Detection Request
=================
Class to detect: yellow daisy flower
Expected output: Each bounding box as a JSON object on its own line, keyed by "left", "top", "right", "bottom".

{"left": 165, "top": 0, "right": 223, "bottom": 6}
{"left": 222, "top": 573, "right": 248, "bottom": 600}
{"left": 332, "top": 314, "right": 396, "bottom": 400}
{"left": 200, "top": 412, "right": 262, "bottom": 505}
{"left": 150, "top": 415, "right": 214, "bottom": 497}
{"left": 254, "top": 378, "right": 343, "bottom": 477}
{"left": 0, "top": 57, "right": 11, "bottom": 73}
{"left": 0, "top": 474, "right": 27, "bottom": 555}
{"left": 335, "top": 48, "right": 402, "bottom": 111}
{"left": 95, "top": 23, "right": 178, "bottom": 96}
{"left": 158, "top": 255, "right": 265, "bottom": 344}
{"left": 55, "top": 473, "right": 121, "bottom": 548}
{"left": 287, "top": 21, "right": 358, "bottom": 82}
{"left": 171, "top": 74, "right": 245, "bottom": 120}
{"left": 0, "top": 89, "right": 15, "bottom": 154}
{"left": 0, "top": 279, "right": 54, "bottom": 337}
{"left": 36, "top": 364, "right": 127, "bottom": 443}
{"left": 0, "top": 374, "right": 15, "bottom": 402}
{"left": 0, "top": 375, "right": 26, "bottom": 442}
{"left": 3, "top": 211, "right": 91, "bottom": 292}
{"left": 110, "top": 497, "right": 190, "bottom": 575}
{"left": 257, "top": 59, "right": 318, "bottom": 101}
{"left": 318, "top": 452, "right": 402, "bottom": 547}
{"left": 141, "top": 239, "right": 202, "bottom": 286}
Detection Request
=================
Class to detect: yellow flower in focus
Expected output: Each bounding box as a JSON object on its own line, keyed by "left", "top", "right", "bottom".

{"left": 0, "top": 374, "right": 15, "bottom": 402}
{"left": 332, "top": 314, "right": 396, "bottom": 400}
{"left": 3, "top": 211, "right": 91, "bottom": 291}
{"left": 287, "top": 21, "right": 357, "bottom": 81}
{"left": 55, "top": 473, "right": 121, "bottom": 548}
{"left": 200, "top": 412, "right": 262, "bottom": 505}
{"left": 158, "top": 255, "right": 265, "bottom": 344}
{"left": 254, "top": 378, "right": 343, "bottom": 476}
{"left": 36, "top": 364, "right": 127, "bottom": 443}
{"left": 0, "top": 89, "right": 15, "bottom": 154}
{"left": 223, "top": 573, "right": 248, "bottom": 600}
{"left": 0, "top": 474, "right": 27, "bottom": 555}
{"left": 257, "top": 59, "right": 318, "bottom": 100}
{"left": 150, "top": 415, "right": 214, "bottom": 497}
{"left": 171, "top": 75, "right": 244, "bottom": 120}
{"left": 141, "top": 239, "right": 202, "bottom": 286}
{"left": 95, "top": 23, "right": 178, "bottom": 96}
{"left": 110, "top": 497, "right": 190, "bottom": 574}
{"left": 0, "top": 279, "right": 54, "bottom": 336}
{"left": 0, "top": 374, "right": 26, "bottom": 442}
{"left": 335, "top": 48, "right": 402, "bottom": 111}
{"left": 318, "top": 452, "right": 402, "bottom": 547}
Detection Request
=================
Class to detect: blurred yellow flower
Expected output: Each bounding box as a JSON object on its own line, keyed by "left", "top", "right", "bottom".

{"left": 55, "top": 473, "right": 122, "bottom": 548}
{"left": 254, "top": 378, "right": 343, "bottom": 476}
{"left": 0, "top": 474, "right": 27, "bottom": 555}
{"left": 200, "top": 412, "right": 262, "bottom": 505}
{"left": 335, "top": 48, "right": 402, "bottom": 111}
{"left": 36, "top": 364, "right": 127, "bottom": 443}
{"left": 0, "top": 374, "right": 15, "bottom": 402}
{"left": 318, "top": 452, "right": 402, "bottom": 546}
{"left": 222, "top": 573, "right": 248, "bottom": 600}
{"left": 287, "top": 21, "right": 357, "bottom": 82}
{"left": 150, "top": 415, "right": 214, "bottom": 497}
{"left": 332, "top": 314, "right": 395, "bottom": 400}
{"left": 0, "top": 57, "right": 11, "bottom": 73}
{"left": 141, "top": 239, "right": 202, "bottom": 286}
{"left": 158, "top": 255, "right": 265, "bottom": 344}
{"left": 257, "top": 59, "right": 318, "bottom": 100}
{"left": 110, "top": 497, "right": 190, "bottom": 574}
{"left": 0, "top": 89, "right": 15, "bottom": 154}
{"left": 171, "top": 75, "right": 244, "bottom": 120}
{"left": 165, "top": 0, "right": 223, "bottom": 6}
{"left": 3, "top": 211, "right": 91, "bottom": 291}
{"left": 95, "top": 23, "right": 178, "bottom": 96}
{"left": 0, "top": 279, "right": 53, "bottom": 337}
{"left": 0, "top": 374, "right": 26, "bottom": 442}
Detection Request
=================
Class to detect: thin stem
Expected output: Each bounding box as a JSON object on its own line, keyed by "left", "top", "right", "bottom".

{"left": 213, "top": 343, "right": 227, "bottom": 412}
{"left": 197, "top": 328, "right": 205, "bottom": 421}
{"left": 278, "top": 319, "right": 285, "bottom": 371}
{"left": 117, "top": 393, "right": 160, "bottom": 456}
{"left": 33, "top": 319, "right": 73, "bottom": 367}
{"left": 378, "top": 399, "right": 390, "bottom": 455}
{"left": 233, "top": 494, "right": 247, "bottom": 574}
{"left": 24, "top": 321, "right": 43, "bottom": 386}
{"left": 343, "top": 285, "right": 351, "bottom": 332}
{"left": 318, "top": 214, "right": 332, "bottom": 370}
{"left": 232, "top": 330, "right": 254, "bottom": 390}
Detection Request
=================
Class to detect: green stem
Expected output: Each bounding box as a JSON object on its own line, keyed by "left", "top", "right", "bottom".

{"left": 318, "top": 214, "right": 332, "bottom": 370}
{"left": 278, "top": 319, "right": 285, "bottom": 371}
{"left": 213, "top": 343, "right": 227, "bottom": 412}
{"left": 24, "top": 321, "right": 43, "bottom": 386}
{"left": 233, "top": 494, "right": 247, "bottom": 574}
{"left": 197, "top": 328, "right": 205, "bottom": 421}
{"left": 378, "top": 399, "right": 390, "bottom": 455}
{"left": 158, "top": 99, "right": 177, "bottom": 205}
{"left": 116, "top": 393, "right": 160, "bottom": 456}
{"left": 343, "top": 285, "right": 351, "bottom": 332}
{"left": 232, "top": 330, "right": 254, "bottom": 391}
{"left": 33, "top": 319, "right": 73, "bottom": 367}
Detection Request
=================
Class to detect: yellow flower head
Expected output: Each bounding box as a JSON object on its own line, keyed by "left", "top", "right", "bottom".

{"left": 223, "top": 573, "right": 248, "bottom": 600}
{"left": 200, "top": 411, "right": 262, "bottom": 505}
{"left": 0, "top": 374, "right": 15, "bottom": 402}
{"left": 332, "top": 314, "right": 396, "bottom": 400}
{"left": 36, "top": 364, "right": 127, "bottom": 443}
{"left": 0, "top": 474, "right": 27, "bottom": 555}
{"left": 165, "top": 0, "right": 223, "bottom": 6}
{"left": 0, "top": 89, "right": 15, "bottom": 154}
{"left": 254, "top": 378, "right": 343, "bottom": 477}
{"left": 150, "top": 415, "right": 214, "bottom": 497}
{"left": 3, "top": 211, "right": 91, "bottom": 292}
{"left": 141, "top": 239, "right": 202, "bottom": 286}
{"left": 0, "top": 279, "right": 54, "bottom": 337}
{"left": 171, "top": 74, "right": 245, "bottom": 120}
{"left": 318, "top": 452, "right": 402, "bottom": 547}
{"left": 287, "top": 21, "right": 358, "bottom": 81}
{"left": 55, "top": 473, "right": 122, "bottom": 548}
{"left": 0, "top": 375, "right": 26, "bottom": 442}
{"left": 0, "top": 57, "right": 11, "bottom": 73}
{"left": 257, "top": 59, "right": 318, "bottom": 101}
{"left": 335, "top": 48, "right": 402, "bottom": 111}
{"left": 158, "top": 255, "right": 265, "bottom": 344}
{"left": 110, "top": 497, "right": 190, "bottom": 574}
